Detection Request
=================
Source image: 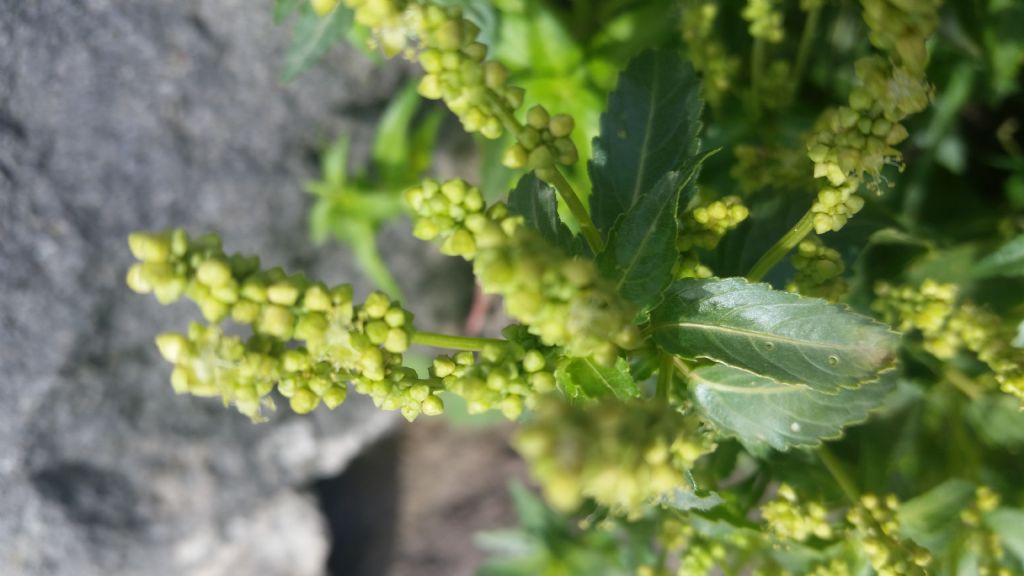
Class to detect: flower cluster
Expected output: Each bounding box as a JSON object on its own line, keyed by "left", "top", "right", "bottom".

{"left": 873, "top": 280, "right": 1024, "bottom": 404}
{"left": 514, "top": 397, "right": 716, "bottom": 515}
{"left": 501, "top": 105, "right": 579, "bottom": 170}
{"left": 679, "top": 0, "right": 739, "bottom": 108}
{"left": 809, "top": 179, "right": 865, "bottom": 234}
{"left": 805, "top": 0, "right": 940, "bottom": 234}
{"left": 406, "top": 178, "right": 639, "bottom": 365}
{"left": 742, "top": 0, "right": 785, "bottom": 43}
{"left": 675, "top": 195, "right": 749, "bottom": 279}
{"left": 430, "top": 325, "right": 557, "bottom": 420}
{"left": 732, "top": 145, "right": 815, "bottom": 194}
{"left": 960, "top": 487, "right": 1012, "bottom": 576}
{"left": 334, "top": 0, "right": 578, "bottom": 171}
{"left": 760, "top": 483, "right": 834, "bottom": 542}
{"left": 786, "top": 237, "right": 846, "bottom": 301}
{"left": 847, "top": 494, "right": 932, "bottom": 576}
{"left": 126, "top": 229, "right": 446, "bottom": 421}
{"left": 155, "top": 324, "right": 348, "bottom": 420}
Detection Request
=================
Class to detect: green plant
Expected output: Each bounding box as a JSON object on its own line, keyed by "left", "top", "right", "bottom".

{"left": 127, "top": 0, "right": 1024, "bottom": 573}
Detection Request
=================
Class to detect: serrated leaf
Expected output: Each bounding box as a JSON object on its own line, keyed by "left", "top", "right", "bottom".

{"left": 589, "top": 50, "right": 703, "bottom": 236}
{"left": 508, "top": 173, "right": 583, "bottom": 256}
{"left": 652, "top": 278, "right": 899, "bottom": 392}
{"left": 556, "top": 357, "right": 639, "bottom": 400}
{"left": 600, "top": 152, "right": 710, "bottom": 308}
{"left": 689, "top": 364, "right": 895, "bottom": 452}
{"left": 598, "top": 170, "right": 681, "bottom": 307}
{"left": 281, "top": 4, "right": 353, "bottom": 81}
{"left": 975, "top": 234, "right": 1024, "bottom": 277}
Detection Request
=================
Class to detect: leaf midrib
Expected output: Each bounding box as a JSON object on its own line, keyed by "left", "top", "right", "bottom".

{"left": 652, "top": 320, "right": 869, "bottom": 352}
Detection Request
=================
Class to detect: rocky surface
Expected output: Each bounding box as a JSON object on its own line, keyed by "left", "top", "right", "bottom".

{"left": 0, "top": 1, "right": 473, "bottom": 575}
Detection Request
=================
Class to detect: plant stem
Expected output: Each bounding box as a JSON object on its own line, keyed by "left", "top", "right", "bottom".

{"left": 747, "top": 208, "right": 815, "bottom": 282}
{"left": 791, "top": 5, "right": 821, "bottom": 98}
{"left": 543, "top": 167, "right": 605, "bottom": 253}
{"left": 411, "top": 330, "right": 505, "bottom": 351}
{"left": 817, "top": 445, "right": 860, "bottom": 502}
{"left": 485, "top": 90, "right": 604, "bottom": 254}
{"left": 751, "top": 38, "right": 765, "bottom": 118}
{"left": 656, "top": 353, "right": 673, "bottom": 402}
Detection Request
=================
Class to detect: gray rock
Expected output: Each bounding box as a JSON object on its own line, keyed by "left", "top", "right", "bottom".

{"left": 0, "top": 1, "right": 472, "bottom": 575}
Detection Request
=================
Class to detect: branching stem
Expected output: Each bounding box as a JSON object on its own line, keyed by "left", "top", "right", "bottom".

{"left": 656, "top": 353, "right": 673, "bottom": 402}
{"left": 747, "top": 208, "right": 815, "bottom": 282}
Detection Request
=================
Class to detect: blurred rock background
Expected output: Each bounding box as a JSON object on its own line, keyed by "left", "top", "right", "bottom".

{"left": 0, "top": 1, "right": 523, "bottom": 574}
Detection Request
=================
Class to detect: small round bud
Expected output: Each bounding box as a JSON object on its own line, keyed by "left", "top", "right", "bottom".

{"left": 526, "top": 105, "right": 550, "bottom": 130}
{"left": 421, "top": 394, "right": 445, "bottom": 416}
{"left": 548, "top": 114, "right": 574, "bottom": 138}
{"left": 290, "top": 389, "right": 320, "bottom": 414}
{"left": 197, "top": 259, "right": 232, "bottom": 288}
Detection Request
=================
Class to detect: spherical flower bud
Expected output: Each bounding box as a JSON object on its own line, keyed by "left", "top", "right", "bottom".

{"left": 290, "top": 388, "right": 320, "bottom": 414}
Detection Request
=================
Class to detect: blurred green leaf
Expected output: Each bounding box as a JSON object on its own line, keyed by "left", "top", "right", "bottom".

{"left": 372, "top": 82, "right": 421, "bottom": 184}
{"left": 556, "top": 357, "right": 639, "bottom": 400}
{"left": 975, "top": 234, "right": 1024, "bottom": 278}
{"left": 282, "top": 3, "right": 353, "bottom": 81}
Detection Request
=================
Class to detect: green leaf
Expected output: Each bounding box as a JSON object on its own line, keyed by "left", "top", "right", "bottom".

{"left": 321, "top": 135, "right": 350, "bottom": 186}
{"left": 975, "top": 234, "right": 1024, "bottom": 277}
{"left": 507, "top": 174, "right": 582, "bottom": 255}
{"left": 600, "top": 152, "right": 710, "bottom": 308}
{"left": 273, "top": 0, "right": 304, "bottom": 24}
{"left": 898, "top": 479, "right": 977, "bottom": 552}
{"left": 556, "top": 357, "right": 639, "bottom": 400}
{"left": 371, "top": 82, "right": 421, "bottom": 184}
{"left": 281, "top": 4, "right": 353, "bottom": 81}
{"left": 589, "top": 50, "right": 703, "bottom": 236}
{"left": 987, "top": 508, "right": 1024, "bottom": 563}
{"left": 652, "top": 278, "right": 899, "bottom": 392}
{"left": 689, "top": 364, "right": 895, "bottom": 452}
{"left": 409, "top": 109, "right": 444, "bottom": 177}
{"left": 966, "top": 393, "right": 1024, "bottom": 448}
{"left": 598, "top": 170, "right": 682, "bottom": 307}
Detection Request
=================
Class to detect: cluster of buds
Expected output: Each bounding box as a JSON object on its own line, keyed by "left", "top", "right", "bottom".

{"left": 514, "top": 397, "right": 716, "bottom": 515}
{"left": 678, "top": 196, "right": 750, "bottom": 252}
{"left": 861, "top": 0, "right": 942, "bottom": 75}
{"left": 502, "top": 105, "right": 579, "bottom": 171}
{"left": 126, "top": 230, "right": 442, "bottom": 420}
{"left": 872, "top": 280, "right": 958, "bottom": 358}
{"left": 679, "top": 0, "right": 739, "bottom": 108}
{"left": 741, "top": 0, "right": 785, "bottom": 43}
{"left": 949, "top": 305, "right": 1024, "bottom": 406}
{"left": 405, "top": 178, "right": 488, "bottom": 258}
{"left": 809, "top": 180, "right": 865, "bottom": 234}
{"left": 731, "top": 144, "right": 814, "bottom": 194}
{"left": 342, "top": 0, "right": 409, "bottom": 55}
{"left": 804, "top": 0, "right": 939, "bottom": 233}
{"left": 410, "top": 3, "right": 519, "bottom": 139}
{"left": 873, "top": 280, "right": 1024, "bottom": 404}
{"left": 960, "top": 487, "right": 1012, "bottom": 576}
{"left": 786, "top": 237, "right": 846, "bottom": 302}
{"left": 760, "top": 483, "right": 834, "bottom": 542}
{"left": 406, "top": 178, "right": 639, "bottom": 365}
{"left": 155, "top": 324, "right": 346, "bottom": 420}
{"left": 430, "top": 326, "right": 556, "bottom": 420}
{"left": 317, "top": 0, "right": 579, "bottom": 172}
{"left": 847, "top": 494, "right": 932, "bottom": 576}
{"left": 675, "top": 195, "right": 749, "bottom": 280}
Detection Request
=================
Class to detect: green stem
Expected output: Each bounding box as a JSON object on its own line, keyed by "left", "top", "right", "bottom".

{"left": 747, "top": 209, "right": 815, "bottom": 282}
{"left": 817, "top": 445, "right": 860, "bottom": 502}
{"left": 411, "top": 331, "right": 505, "bottom": 351}
{"left": 656, "top": 353, "right": 673, "bottom": 402}
{"left": 790, "top": 5, "right": 821, "bottom": 98}
{"left": 751, "top": 38, "right": 765, "bottom": 118}
{"left": 542, "top": 168, "right": 605, "bottom": 253}
{"left": 486, "top": 90, "right": 604, "bottom": 254}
